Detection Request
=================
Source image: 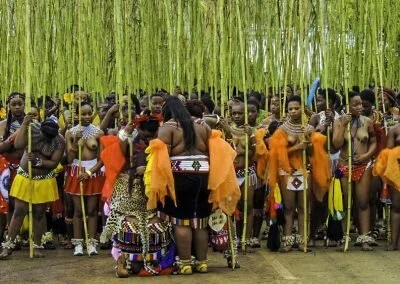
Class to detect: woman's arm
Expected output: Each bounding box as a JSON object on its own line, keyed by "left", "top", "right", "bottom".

{"left": 34, "top": 139, "right": 66, "bottom": 170}
{"left": 66, "top": 130, "right": 79, "bottom": 164}
{"left": 332, "top": 115, "right": 349, "bottom": 149}
{"left": 386, "top": 126, "right": 397, "bottom": 149}
{"left": 99, "top": 104, "right": 119, "bottom": 133}
{"left": 158, "top": 126, "right": 173, "bottom": 155}
{"left": 14, "top": 114, "right": 32, "bottom": 150}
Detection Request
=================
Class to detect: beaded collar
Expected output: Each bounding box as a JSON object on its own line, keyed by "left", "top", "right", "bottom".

{"left": 70, "top": 124, "right": 101, "bottom": 139}
{"left": 281, "top": 120, "right": 304, "bottom": 136}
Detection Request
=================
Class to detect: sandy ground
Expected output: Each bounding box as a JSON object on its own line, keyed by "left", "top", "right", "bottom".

{"left": 1, "top": 241, "right": 400, "bottom": 284}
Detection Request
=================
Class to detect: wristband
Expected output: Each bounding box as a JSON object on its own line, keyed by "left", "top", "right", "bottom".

{"left": 85, "top": 170, "right": 92, "bottom": 176}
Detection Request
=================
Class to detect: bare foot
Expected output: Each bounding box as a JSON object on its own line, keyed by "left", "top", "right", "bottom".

{"left": 361, "top": 243, "right": 373, "bottom": 251}
{"left": 385, "top": 244, "right": 398, "bottom": 251}
{"left": 34, "top": 248, "right": 45, "bottom": 258}
{"left": 279, "top": 246, "right": 292, "bottom": 253}
{"left": 308, "top": 239, "right": 316, "bottom": 248}
{"left": 0, "top": 248, "right": 11, "bottom": 260}
{"left": 298, "top": 245, "right": 312, "bottom": 252}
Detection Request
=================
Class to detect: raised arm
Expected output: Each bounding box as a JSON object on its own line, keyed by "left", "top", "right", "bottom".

{"left": 99, "top": 104, "right": 119, "bottom": 133}
{"left": 14, "top": 114, "right": 32, "bottom": 150}
{"left": 332, "top": 114, "right": 350, "bottom": 149}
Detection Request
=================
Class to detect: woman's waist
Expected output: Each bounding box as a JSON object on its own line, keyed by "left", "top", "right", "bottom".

{"left": 170, "top": 155, "right": 209, "bottom": 173}
{"left": 71, "top": 158, "right": 99, "bottom": 168}
{"left": 17, "top": 167, "right": 56, "bottom": 180}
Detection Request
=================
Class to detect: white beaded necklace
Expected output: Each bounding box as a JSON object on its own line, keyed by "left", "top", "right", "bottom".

{"left": 71, "top": 124, "right": 101, "bottom": 139}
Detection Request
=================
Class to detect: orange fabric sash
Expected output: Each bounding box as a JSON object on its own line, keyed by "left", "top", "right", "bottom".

{"left": 373, "top": 147, "right": 400, "bottom": 189}
{"left": 100, "top": 135, "right": 126, "bottom": 201}
{"left": 267, "top": 129, "right": 330, "bottom": 200}
{"left": 144, "top": 139, "right": 176, "bottom": 210}
{"left": 310, "top": 132, "right": 331, "bottom": 201}
{"left": 267, "top": 129, "right": 301, "bottom": 188}
{"left": 145, "top": 131, "right": 241, "bottom": 216}
{"left": 255, "top": 128, "right": 269, "bottom": 183}
{"left": 208, "top": 130, "right": 241, "bottom": 216}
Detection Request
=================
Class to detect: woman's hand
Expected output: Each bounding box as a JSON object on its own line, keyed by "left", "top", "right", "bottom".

{"left": 353, "top": 154, "right": 369, "bottom": 164}
{"left": 136, "top": 166, "right": 146, "bottom": 175}
{"left": 78, "top": 172, "right": 90, "bottom": 182}
{"left": 340, "top": 113, "right": 352, "bottom": 126}
{"left": 22, "top": 113, "right": 33, "bottom": 126}
{"left": 124, "top": 122, "right": 135, "bottom": 135}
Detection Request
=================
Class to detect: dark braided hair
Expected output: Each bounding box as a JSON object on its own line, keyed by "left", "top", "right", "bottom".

{"left": 4, "top": 92, "right": 25, "bottom": 140}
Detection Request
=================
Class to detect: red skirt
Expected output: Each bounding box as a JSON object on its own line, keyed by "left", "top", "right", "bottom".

{"left": 64, "top": 159, "right": 105, "bottom": 196}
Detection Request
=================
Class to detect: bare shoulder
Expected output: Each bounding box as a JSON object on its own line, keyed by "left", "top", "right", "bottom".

{"left": 96, "top": 128, "right": 104, "bottom": 138}
{"left": 361, "top": 115, "right": 372, "bottom": 126}
{"left": 158, "top": 125, "right": 173, "bottom": 144}
{"left": 65, "top": 129, "right": 72, "bottom": 139}
{"left": 309, "top": 113, "right": 320, "bottom": 127}
{"left": 0, "top": 120, "right": 6, "bottom": 137}
{"left": 56, "top": 134, "right": 66, "bottom": 147}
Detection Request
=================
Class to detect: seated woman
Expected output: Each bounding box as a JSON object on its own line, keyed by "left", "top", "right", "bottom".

{"left": 100, "top": 112, "right": 174, "bottom": 277}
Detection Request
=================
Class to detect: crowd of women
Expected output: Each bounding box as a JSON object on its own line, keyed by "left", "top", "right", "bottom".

{"left": 0, "top": 84, "right": 399, "bottom": 277}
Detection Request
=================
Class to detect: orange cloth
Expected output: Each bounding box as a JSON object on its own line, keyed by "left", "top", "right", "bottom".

{"left": 373, "top": 147, "right": 400, "bottom": 190}
{"left": 255, "top": 128, "right": 269, "bottom": 183}
{"left": 267, "top": 129, "right": 330, "bottom": 200}
{"left": 144, "top": 139, "right": 176, "bottom": 210}
{"left": 100, "top": 135, "right": 126, "bottom": 201}
{"left": 145, "top": 132, "right": 241, "bottom": 216}
{"left": 310, "top": 132, "right": 331, "bottom": 201}
{"left": 208, "top": 130, "right": 241, "bottom": 216}
{"left": 267, "top": 129, "right": 302, "bottom": 188}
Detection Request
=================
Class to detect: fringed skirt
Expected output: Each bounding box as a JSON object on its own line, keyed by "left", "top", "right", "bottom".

{"left": 64, "top": 159, "right": 105, "bottom": 196}
{"left": 112, "top": 218, "right": 175, "bottom": 267}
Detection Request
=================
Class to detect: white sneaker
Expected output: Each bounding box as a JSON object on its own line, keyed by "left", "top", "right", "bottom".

{"left": 87, "top": 239, "right": 98, "bottom": 256}
{"left": 71, "top": 239, "right": 84, "bottom": 256}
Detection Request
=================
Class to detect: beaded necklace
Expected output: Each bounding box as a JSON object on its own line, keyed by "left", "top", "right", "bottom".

{"left": 281, "top": 119, "right": 303, "bottom": 136}
{"left": 70, "top": 124, "right": 101, "bottom": 139}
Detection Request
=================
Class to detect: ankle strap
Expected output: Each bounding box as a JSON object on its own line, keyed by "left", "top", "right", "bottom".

{"left": 1, "top": 238, "right": 16, "bottom": 250}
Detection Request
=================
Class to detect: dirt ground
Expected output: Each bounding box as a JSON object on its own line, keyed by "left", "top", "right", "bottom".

{"left": 1, "top": 241, "right": 400, "bottom": 284}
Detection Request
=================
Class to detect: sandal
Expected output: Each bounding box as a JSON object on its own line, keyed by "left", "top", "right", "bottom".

{"left": 356, "top": 233, "right": 374, "bottom": 251}
{"left": 0, "top": 237, "right": 15, "bottom": 260}
{"left": 175, "top": 259, "right": 193, "bottom": 275}
{"left": 193, "top": 260, "right": 208, "bottom": 273}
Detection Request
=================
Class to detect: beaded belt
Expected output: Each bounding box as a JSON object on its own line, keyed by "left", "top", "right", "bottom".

{"left": 17, "top": 167, "right": 56, "bottom": 180}
{"left": 170, "top": 155, "right": 209, "bottom": 173}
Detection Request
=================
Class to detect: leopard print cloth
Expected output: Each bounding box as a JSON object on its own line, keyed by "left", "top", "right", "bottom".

{"left": 100, "top": 174, "right": 156, "bottom": 244}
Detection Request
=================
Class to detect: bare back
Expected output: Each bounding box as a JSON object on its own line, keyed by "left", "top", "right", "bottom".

{"left": 158, "top": 119, "right": 210, "bottom": 157}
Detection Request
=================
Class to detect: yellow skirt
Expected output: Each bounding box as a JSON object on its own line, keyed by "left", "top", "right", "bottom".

{"left": 10, "top": 174, "right": 59, "bottom": 204}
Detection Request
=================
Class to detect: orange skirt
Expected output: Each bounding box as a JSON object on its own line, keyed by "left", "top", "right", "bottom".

{"left": 64, "top": 160, "right": 105, "bottom": 196}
